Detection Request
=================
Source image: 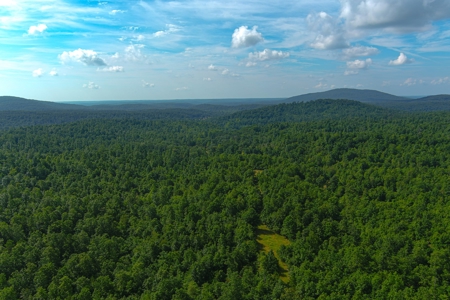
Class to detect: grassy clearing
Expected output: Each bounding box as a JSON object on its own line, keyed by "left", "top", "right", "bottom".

{"left": 253, "top": 169, "right": 264, "bottom": 176}
{"left": 256, "top": 225, "right": 291, "bottom": 283}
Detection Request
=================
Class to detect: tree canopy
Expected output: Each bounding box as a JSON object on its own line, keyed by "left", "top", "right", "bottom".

{"left": 1, "top": 100, "right": 450, "bottom": 298}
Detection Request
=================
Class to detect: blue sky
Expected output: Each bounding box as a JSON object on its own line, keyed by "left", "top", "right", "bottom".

{"left": 1, "top": 0, "right": 450, "bottom": 101}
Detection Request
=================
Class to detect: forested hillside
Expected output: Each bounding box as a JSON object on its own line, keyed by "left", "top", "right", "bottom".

{"left": 377, "top": 94, "right": 450, "bottom": 112}
{"left": 217, "top": 99, "right": 397, "bottom": 128}
{"left": 284, "top": 88, "right": 407, "bottom": 103}
{"left": 1, "top": 100, "right": 450, "bottom": 298}
{"left": 0, "top": 97, "right": 84, "bottom": 111}
{"left": 0, "top": 109, "right": 215, "bottom": 130}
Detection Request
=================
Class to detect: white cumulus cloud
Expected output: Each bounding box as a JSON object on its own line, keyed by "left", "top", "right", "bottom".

{"left": 153, "top": 24, "right": 180, "bottom": 37}
{"left": 341, "top": 0, "right": 450, "bottom": 33}
{"left": 59, "top": 49, "right": 107, "bottom": 66}
{"left": 83, "top": 82, "right": 100, "bottom": 89}
{"left": 28, "top": 24, "right": 47, "bottom": 35}
{"left": 125, "top": 44, "right": 145, "bottom": 62}
{"left": 49, "top": 69, "right": 58, "bottom": 76}
{"left": 389, "top": 53, "right": 413, "bottom": 65}
{"left": 345, "top": 58, "right": 372, "bottom": 75}
{"left": 307, "top": 12, "right": 349, "bottom": 50}
{"left": 347, "top": 58, "right": 372, "bottom": 69}
{"left": 133, "top": 35, "right": 145, "bottom": 42}
{"left": 231, "top": 26, "right": 264, "bottom": 48}
{"left": 208, "top": 64, "right": 218, "bottom": 71}
{"left": 248, "top": 49, "right": 290, "bottom": 61}
{"left": 110, "top": 10, "right": 126, "bottom": 15}
{"left": 32, "top": 68, "right": 44, "bottom": 77}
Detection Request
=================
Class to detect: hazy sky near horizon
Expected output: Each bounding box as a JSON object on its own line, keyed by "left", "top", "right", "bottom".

{"left": 1, "top": 0, "right": 450, "bottom": 101}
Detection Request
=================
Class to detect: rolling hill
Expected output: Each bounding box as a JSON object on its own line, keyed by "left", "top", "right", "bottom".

{"left": 0, "top": 96, "right": 84, "bottom": 111}
{"left": 217, "top": 99, "right": 397, "bottom": 128}
{"left": 284, "top": 88, "right": 408, "bottom": 103}
{"left": 367, "top": 94, "right": 450, "bottom": 111}
{"left": 282, "top": 89, "right": 450, "bottom": 112}
{"left": 0, "top": 96, "right": 268, "bottom": 113}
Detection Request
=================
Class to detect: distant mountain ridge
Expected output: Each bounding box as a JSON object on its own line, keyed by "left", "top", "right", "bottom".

{"left": 414, "top": 94, "right": 450, "bottom": 102}
{"left": 378, "top": 94, "right": 450, "bottom": 111}
{"left": 283, "top": 89, "right": 450, "bottom": 111}
{"left": 284, "top": 88, "right": 408, "bottom": 103}
{"left": 0, "top": 96, "right": 270, "bottom": 112}
{"left": 0, "top": 96, "right": 85, "bottom": 111}
{"left": 1, "top": 89, "right": 450, "bottom": 112}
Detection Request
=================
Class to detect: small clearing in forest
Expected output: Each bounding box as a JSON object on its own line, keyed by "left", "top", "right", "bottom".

{"left": 256, "top": 224, "right": 291, "bottom": 283}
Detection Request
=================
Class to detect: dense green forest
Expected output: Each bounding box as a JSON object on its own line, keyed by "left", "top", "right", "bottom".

{"left": 1, "top": 100, "right": 450, "bottom": 298}
{"left": 0, "top": 109, "right": 216, "bottom": 131}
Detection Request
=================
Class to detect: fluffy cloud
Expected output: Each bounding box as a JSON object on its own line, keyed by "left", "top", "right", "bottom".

{"left": 231, "top": 26, "right": 264, "bottom": 48}
{"left": 83, "top": 82, "right": 100, "bottom": 89}
{"left": 342, "top": 46, "right": 379, "bottom": 58}
{"left": 248, "top": 49, "right": 290, "bottom": 61}
{"left": 49, "top": 69, "right": 58, "bottom": 76}
{"left": 32, "top": 68, "right": 43, "bottom": 77}
{"left": 345, "top": 58, "right": 372, "bottom": 75}
{"left": 100, "top": 66, "right": 124, "bottom": 72}
{"left": 153, "top": 24, "right": 180, "bottom": 37}
{"left": 340, "top": 0, "right": 450, "bottom": 33}
{"left": 125, "top": 44, "right": 145, "bottom": 62}
{"left": 347, "top": 58, "right": 372, "bottom": 69}
{"left": 307, "top": 12, "right": 349, "bottom": 50}
{"left": 28, "top": 24, "right": 47, "bottom": 35}
{"left": 389, "top": 53, "right": 413, "bottom": 65}
{"left": 59, "top": 49, "right": 107, "bottom": 66}
{"left": 208, "top": 64, "right": 218, "bottom": 71}
{"left": 153, "top": 31, "right": 166, "bottom": 38}
{"left": 110, "top": 10, "right": 126, "bottom": 15}
{"left": 134, "top": 35, "right": 145, "bottom": 42}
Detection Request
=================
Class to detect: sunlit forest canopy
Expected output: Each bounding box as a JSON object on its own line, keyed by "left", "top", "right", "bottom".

{"left": 1, "top": 98, "right": 450, "bottom": 298}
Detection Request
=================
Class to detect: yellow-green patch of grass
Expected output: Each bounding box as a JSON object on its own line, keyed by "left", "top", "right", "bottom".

{"left": 256, "top": 225, "right": 291, "bottom": 283}
{"left": 253, "top": 169, "right": 264, "bottom": 176}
